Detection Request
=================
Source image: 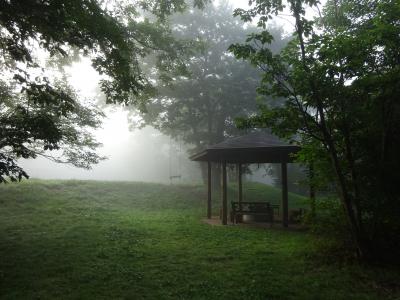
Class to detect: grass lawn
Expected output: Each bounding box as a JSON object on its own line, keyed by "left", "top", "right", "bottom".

{"left": 0, "top": 180, "right": 399, "bottom": 299}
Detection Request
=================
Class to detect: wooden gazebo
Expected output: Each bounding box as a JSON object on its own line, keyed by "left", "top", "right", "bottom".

{"left": 190, "top": 132, "right": 301, "bottom": 227}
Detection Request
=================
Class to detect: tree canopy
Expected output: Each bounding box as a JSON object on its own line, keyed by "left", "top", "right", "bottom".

{"left": 131, "top": 2, "right": 288, "bottom": 163}
{"left": 0, "top": 0, "right": 208, "bottom": 182}
{"left": 230, "top": 0, "right": 400, "bottom": 260}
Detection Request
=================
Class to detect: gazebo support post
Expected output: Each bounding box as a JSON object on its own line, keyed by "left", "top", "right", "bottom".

{"left": 238, "top": 163, "right": 243, "bottom": 203}
{"left": 282, "top": 162, "right": 289, "bottom": 227}
{"left": 207, "top": 161, "right": 212, "bottom": 219}
{"left": 222, "top": 161, "right": 228, "bottom": 225}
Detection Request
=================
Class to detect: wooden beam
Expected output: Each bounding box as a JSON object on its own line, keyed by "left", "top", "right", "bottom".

{"left": 238, "top": 163, "right": 243, "bottom": 203}
{"left": 282, "top": 162, "right": 289, "bottom": 227}
{"left": 207, "top": 161, "right": 212, "bottom": 219}
{"left": 222, "top": 161, "right": 228, "bottom": 225}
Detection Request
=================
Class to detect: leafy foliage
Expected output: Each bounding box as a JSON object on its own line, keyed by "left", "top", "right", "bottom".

{"left": 230, "top": 0, "right": 400, "bottom": 260}
{"left": 0, "top": 79, "right": 105, "bottom": 183}
{"left": 0, "top": 0, "right": 208, "bottom": 181}
{"left": 131, "top": 2, "right": 288, "bottom": 162}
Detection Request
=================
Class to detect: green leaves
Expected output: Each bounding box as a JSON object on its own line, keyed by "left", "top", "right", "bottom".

{"left": 131, "top": 3, "right": 274, "bottom": 153}
{"left": 0, "top": 0, "right": 210, "bottom": 106}
{"left": 230, "top": 0, "right": 400, "bottom": 257}
{"left": 0, "top": 0, "right": 211, "bottom": 181}
{"left": 0, "top": 153, "right": 29, "bottom": 183}
{"left": 228, "top": 44, "right": 257, "bottom": 60}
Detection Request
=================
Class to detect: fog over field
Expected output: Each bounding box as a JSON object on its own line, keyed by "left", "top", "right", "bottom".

{"left": 19, "top": 0, "right": 279, "bottom": 185}
{"left": 16, "top": 58, "right": 273, "bottom": 184}
{"left": 20, "top": 105, "right": 273, "bottom": 184}
{"left": 17, "top": 59, "right": 198, "bottom": 183}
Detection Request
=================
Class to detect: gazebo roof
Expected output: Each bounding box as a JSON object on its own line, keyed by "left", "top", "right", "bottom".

{"left": 190, "top": 132, "right": 301, "bottom": 163}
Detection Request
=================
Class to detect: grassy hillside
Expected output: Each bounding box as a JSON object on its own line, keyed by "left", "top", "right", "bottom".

{"left": 0, "top": 180, "right": 398, "bottom": 299}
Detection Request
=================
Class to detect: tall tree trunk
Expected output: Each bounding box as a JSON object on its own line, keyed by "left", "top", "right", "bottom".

{"left": 291, "top": 0, "right": 369, "bottom": 259}
{"left": 326, "top": 139, "right": 369, "bottom": 258}
{"left": 309, "top": 163, "right": 316, "bottom": 221}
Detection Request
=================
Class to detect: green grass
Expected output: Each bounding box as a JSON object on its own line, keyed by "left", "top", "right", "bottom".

{"left": 0, "top": 180, "right": 398, "bottom": 299}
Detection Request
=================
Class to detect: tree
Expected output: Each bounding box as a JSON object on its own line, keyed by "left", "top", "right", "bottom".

{"left": 0, "top": 77, "right": 105, "bottom": 182}
{"left": 0, "top": 0, "right": 208, "bottom": 182}
{"left": 131, "top": 1, "right": 288, "bottom": 182}
{"left": 230, "top": 0, "right": 400, "bottom": 260}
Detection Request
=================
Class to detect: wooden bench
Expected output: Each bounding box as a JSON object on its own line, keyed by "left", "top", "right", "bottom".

{"left": 230, "top": 202, "right": 274, "bottom": 225}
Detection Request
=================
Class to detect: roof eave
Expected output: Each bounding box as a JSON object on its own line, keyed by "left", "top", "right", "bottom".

{"left": 189, "top": 150, "right": 209, "bottom": 161}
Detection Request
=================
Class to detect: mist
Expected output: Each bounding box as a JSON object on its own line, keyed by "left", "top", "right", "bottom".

{"left": 19, "top": 110, "right": 202, "bottom": 183}
{"left": 18, "top": 0, "right": 283, "bottom": 186}
{"left": 19, "top": 107, "right": 280, "bottom": 185}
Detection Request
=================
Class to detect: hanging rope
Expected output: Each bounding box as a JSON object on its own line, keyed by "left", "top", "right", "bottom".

{"left": 169, "top": 137, "right": 182, "bottom": 184}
